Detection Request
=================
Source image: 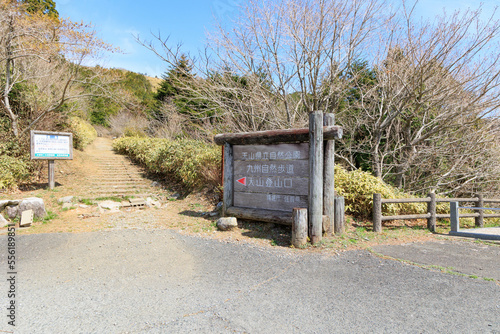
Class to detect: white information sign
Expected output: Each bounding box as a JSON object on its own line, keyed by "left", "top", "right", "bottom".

{"left": 31, "top": 131, "right": 73, "bottom": 160}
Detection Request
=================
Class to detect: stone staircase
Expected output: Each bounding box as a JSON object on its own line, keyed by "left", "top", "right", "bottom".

{"left": 83, "top": 138, "right": 160, "bottom": 199}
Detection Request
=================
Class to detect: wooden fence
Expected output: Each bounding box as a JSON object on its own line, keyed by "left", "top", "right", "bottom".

{"left": 372, "top": 193, "right": 500, "bottom": 232}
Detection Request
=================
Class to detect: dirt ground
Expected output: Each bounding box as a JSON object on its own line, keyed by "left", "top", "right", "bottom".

{"left": 0, "top": 137, "right": 471, "bottom": 252}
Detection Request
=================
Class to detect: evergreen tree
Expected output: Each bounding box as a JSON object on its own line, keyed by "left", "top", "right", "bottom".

{"left": 155, "top": 54, "right": 193, "bottom": 113}
{"left": 20, "top": 0, "right": 59, "bottom": 18}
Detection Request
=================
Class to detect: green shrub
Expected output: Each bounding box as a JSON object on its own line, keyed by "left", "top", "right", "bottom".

{"left": 335, "top": 166, "right": 427, "bottom": 218}
{"left": 113, "top": 137, "right": 221, "bottom": 190}
{"left": 0, "top": 155, "right": 31, "bottom": 190}
{"left": 123, "top": 127, "right": 147, "bottom": 138}
{"left": 69, "top": 117, "right": 98, "bottom": 149}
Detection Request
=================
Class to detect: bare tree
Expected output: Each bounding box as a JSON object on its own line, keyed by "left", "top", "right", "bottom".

{"left": 138, "top": 0, "right": 386, "bottom": 132}
{"left": 0, "top": 0, "right": 115, "bottom": 137}
{"left": 335, "top": 3, "right": 500, "bottom": 194}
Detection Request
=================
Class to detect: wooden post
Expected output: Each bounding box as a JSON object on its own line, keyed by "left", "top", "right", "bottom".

{"left": 450, "top": 201, "right": 459, "bottom": 232}
{"left": 323, "top": 113, "right": 335, "bottom": 235}
{"left": 292, "top": 208, "right": 308, "bottom": 247}
{"left": 222, "top": 143, "right": 233, "bottom": 217}
{"left": 373, "top": 193, "right": 382, "bottom": 233}
{"left": 309, "top": 111, "right": 324, "bottom": 244}
{"left": 334, "top": 196, "right": 345, "bottom": 234}
{"left": 475, "top": 194, "right": 484, "bottom": 228}
{"left": 427, "top": 192, "right": 436, "bottom": 232}
{"left": 48, "top": 160, "right": 55, "bottom": 190}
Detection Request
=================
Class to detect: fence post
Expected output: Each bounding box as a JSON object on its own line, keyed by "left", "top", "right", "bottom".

{"left": 373, "top": 193, "right": 382, "bottom": 233}
{"left": 323, "top": 113, "right": 335, "bottom": 235}
{"left": 427, "top": 192, "right": 436, "bottom": 232}
{"left": 309, "top": 111, "right": 324, "bottom": 244}
{"left": 450, "top": 201, "right": 459, "bottom": 232}
{"left": 292, "top": 208, "right": 308, "bottom": 247}
{"left": 334, "top": 196, "right": 345, "bottom": 234}
{"left": 475, "top": 194, "right": 484, "bottom": 228}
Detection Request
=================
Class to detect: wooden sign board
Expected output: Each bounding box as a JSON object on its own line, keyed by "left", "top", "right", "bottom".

{"left": 30, "top": 130, "right": 73, "bottom": 160}
{"left": 233, "top": 143, "right": 309, "bottom": 212}
{"left": 216, "top": 115, "right": 342, "bottom": 227}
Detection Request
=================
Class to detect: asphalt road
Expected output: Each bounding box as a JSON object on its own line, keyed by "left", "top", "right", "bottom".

{"left": 1, "top": 230, "right": 499, "bottom": 333}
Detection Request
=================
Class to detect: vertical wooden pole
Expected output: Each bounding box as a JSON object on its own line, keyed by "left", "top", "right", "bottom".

{"left": 292, "top": 208, "right": 308, "bottom": 247}
{"left": 475, "top": 194, "right": 484, "bottom": 228}
{"left": 222, "top": 143, "right": 233, "bottom": 217}
{"left": 323, "top": 113, "right": 335, "bottom": 235}
{"left": 373, "top": 193, "right": 382, "bottom": 233}
{"left": 427, "top": 192, "right": 436, "bottom": 232}
{"left": 450, "top": 201, "right": 459, "bottom": 232}
{"left": 309, "top": 110, "right": 324, "bottom": 244}
{"left": 48, "top": 160, "right": 55, "bottom": 190}
{"left": 334, "top": 196, "right": 345, "bottom": 234}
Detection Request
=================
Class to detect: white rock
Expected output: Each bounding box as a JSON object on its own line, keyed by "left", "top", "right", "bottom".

{"left": 216, "top": 217, "right": 238, "bottom": 231}
{"left": 19, "top": 197, "right": 46, "bottom": 219}
{"left": 98, "top": 200, "right": 121, "bottom": 210}
{"left": 57, "top": 196, "right": 74, "bottom": 204}
{"left": 0, "top": 200, "right": 20, "bottom": 211}
{"left": 0, "top": 213, "right": 9, "bottom": 226}
{"left": 62, "top": 203, "right": 73, "bottom": 209}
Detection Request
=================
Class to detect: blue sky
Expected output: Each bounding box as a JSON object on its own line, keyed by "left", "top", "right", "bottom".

{"left": 57, "top": 0, "right": 499, "bottom": 78}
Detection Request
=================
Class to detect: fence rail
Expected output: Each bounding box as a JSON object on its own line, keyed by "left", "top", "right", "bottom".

{"left": 372, "top": 193, "right": 500, "bottom": 232}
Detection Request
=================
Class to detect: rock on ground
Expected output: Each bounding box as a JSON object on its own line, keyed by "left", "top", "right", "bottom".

{"left": 5, "top": 206, "right": 18, "bottom": 220}
{"left": 0, "top": 213, "right": 9, "bottom": 226}
{"left": 58, "top": 196, "right": 74, "bottom": 204}
{"left": 19, "top": 197, "right": 46, "bottom": 219}
{"left": 217, "top": 217, "right": 238, "bottom": 231}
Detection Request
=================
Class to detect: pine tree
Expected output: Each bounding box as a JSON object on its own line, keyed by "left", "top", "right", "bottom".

{"left": 20, "top": 0, "right": 59, "bottom": 18}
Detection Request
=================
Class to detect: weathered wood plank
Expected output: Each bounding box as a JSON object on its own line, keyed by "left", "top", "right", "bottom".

{"left": 222, "top": 143, "right": 233, "bottom": 216}
{"left": 373, "top": 193, "right": 382, "bottom": 233}
{"left": 225, "top": 206, "right": 292, "bottom": 225}
{"left": 381, "top": 198, "right": 431, "bottom": 203}
{"left": 381, "top": 214, "right": 431, "bottom": 221}
{"left": 233, "top": 143, "right": 309, "bottom": 161}
{"left": 436, "top": 198, "right": 478, "bottom": 202}
{"left": 334, "top": 196, "right": 345, "bottom": 234}
{"left": 292, "top": 208, "right": 308, "bottom": 247}
{"left": 427, "top": 192, "right": 436, "bottom": 232}
{"left": 475, "top": 194, "right": 484, "bottom": 228}
{"left": 234, "top": 192, "right": 307, "bottom": 212}
{"left": 323, "top": 113, "right": 335, "bottom": 235}
{"left": 234, "top": 160, "right": 309, "bottom": 177}
{"left": 308, "top": 111, "right": 323, "bottom": 244}
{"left": 233, "top": 176, "right": 309, "bottom": 195}
{"left": 214, "top": 126, "right": 343, "bottom": 145}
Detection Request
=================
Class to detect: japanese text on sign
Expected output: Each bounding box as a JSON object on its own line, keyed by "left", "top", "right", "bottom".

{"left": 233, "top": 143, "right": 309, "bottom": 212}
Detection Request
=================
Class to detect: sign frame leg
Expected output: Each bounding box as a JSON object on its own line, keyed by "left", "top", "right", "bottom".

{"left": 48, "top": 159, "right": 55, "bottom": 190}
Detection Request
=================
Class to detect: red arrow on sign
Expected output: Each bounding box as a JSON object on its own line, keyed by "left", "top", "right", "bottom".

{"left": 236, "top": 177, "right": 246, "bottom": 186}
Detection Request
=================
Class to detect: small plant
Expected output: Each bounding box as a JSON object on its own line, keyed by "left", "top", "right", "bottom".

{"left": 270, "top": 239, "right": 278, "bottom": 246}
{"left": 95, "top": 196, "right": 129, "bottom": 202}
{"left": 42, "top": 211, "right": 58, "bottom": 225}
{"left": 79, "top": 198, "right": 94, "bottom": 205}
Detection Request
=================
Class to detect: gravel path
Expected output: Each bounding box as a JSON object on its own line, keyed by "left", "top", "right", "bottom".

{"left": 1, "top": 230, "right": 499, "bottom": 333}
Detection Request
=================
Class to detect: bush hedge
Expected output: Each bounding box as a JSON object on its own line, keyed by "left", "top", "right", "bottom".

{"left": 0, "top": 139, "right": 33, "bottom": 190}
{"left": 112, "top": 137, "right": 221, "bottom": 190}
{"left": 0, "top": 155, "right": 31, "bottom": 190}
{"left": 69, "top": 117, "right": 98, "bottom": 149}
